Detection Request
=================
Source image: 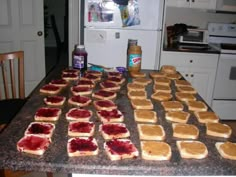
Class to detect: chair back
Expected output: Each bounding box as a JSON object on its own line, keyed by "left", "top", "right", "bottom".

{"left": 0, "top": 51, "right": 25, "bottom": 100}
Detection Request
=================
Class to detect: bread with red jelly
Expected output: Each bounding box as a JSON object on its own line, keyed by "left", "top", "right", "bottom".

{"left": 68, "top": 95, "right": 92, "bottom": 107}
{"left": 49, "top": 79, "right": 68, "bottom": 87}
{"left": 92, "top": 90, "right": 117, "bottom": 100}
{"left": 68, "top": 121, "right": 95, "bottom": 137}
{"left": 70, "top": 85, "right": 93, "bottom": 96}
{"left": 96, "top": 109, "right": 124, "bottom": 123}
{"left": 100, "top": 123, "right": 130, "bottom": 140}
{"left": 44, "top": 95, "right": 66, "bottom": 106}
{"left": 34, "top": 107, "right": 61, "bottom": 121}
{"left": 17, "top": 135, "right": 51, "bottom": 156}
{"left": 93, "top": 100, "right": 117, "bottom": 111}
{"left": 24, "top": 122, "right": 55, "bottom": 138}
{"left": 67, "top": 137, "right": 98, "bottom": 157}
{"left": 104, "top": 139, "right": 139, "bottom": 161}
{"left": 66, "top": 108, "right": 93, "bottom": 121}
{"left": 40, "top": 84, "right": 61, "bottom": 95}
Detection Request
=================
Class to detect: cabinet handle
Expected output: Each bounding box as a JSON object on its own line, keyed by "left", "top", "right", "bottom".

{"left": 185, "top": 74, "right": 189, "bottom": 77}
{"left": 190, "top": 74, "right": 194, "bottom": 77}
{"left": 192, "top": 0, "right": 195, "bottom": 2}
{"left": 187, "top": 0, "right": 189, "bottom": 2}
{"left": 190, "top": 60, "right": 193, "bottom": 63}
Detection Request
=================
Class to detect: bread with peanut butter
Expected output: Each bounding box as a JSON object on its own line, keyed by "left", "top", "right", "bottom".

{"left": 187, "top": 101, "right": 208, "bottom": 112}
{"left": 128, "top": 90, "right": 147, "bottom": 100}
{"left": 141, "top": 141, "right": 172, "bottom": 161}
{"left": 151, "top": 92, "right": 172, "bottom": 101}
{"left": 194, "top": 111, "right": 219, "bottom": 123}
{"left": 166, "top": 73, "right": 182, "bottom": 80}
{"left": 174, "top": 80, "right": 192, "bottom": 87}
{"left": 127, "top": 83, "right": 146, "bottom": 92}
{"left": 172, "top": 123, "right": 199, "bottom": 139}
{"left": 175, "top": 92, "right": 196, "bottom": 102}
{"left": 132, "top": 78, "right": 152, "bottom": 86}
{"left": 137, "top": 124, "right": 165, "bottom": 140}
{"left": 215, "top": 141, "right": 236, "bottom": 160}
{"left": 134, "top": 110, "right": 157, "bottom": 123}
{"left": 165, "top": 111, "right": 190, "bottom": 123}
{"left": 206, "top": 123, "right": 232, "bottom": 138}
{"left": 149, "top": 71, "right": 166, "bottom": 79}
{"left": 160, "top": 65, "right": 177, "bottom": 74}
{"left": 131, "top": 99, "right": 153, "bottom": 110}
{"left": 153, "top": 84, "right": 171, "bottom": 93}
{"left": 176, "top": 86, "right": 197, "bottom": 94}
{"left": 130, "top": 71, "right": 146, "bottom": 78}
{"left": 161, "top": 101, "right": 184, "bottom": 111}
{"left": 177, "top": 140, "right": 208, "bottom": 159}
{"left": 154, "top": 77, "right": 171, "bottom": 86}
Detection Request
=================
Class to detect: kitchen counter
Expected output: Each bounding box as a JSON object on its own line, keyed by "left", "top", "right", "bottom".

{"left": 0, "top": 65, "right": 235, "bottom": 176}
{"left": 163, "top": 43, "right": 220, "bottom": 54}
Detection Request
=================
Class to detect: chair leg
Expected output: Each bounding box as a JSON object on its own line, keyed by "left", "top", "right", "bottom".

{"left": 47, "top": 172, "right": 53, "bottom": 177}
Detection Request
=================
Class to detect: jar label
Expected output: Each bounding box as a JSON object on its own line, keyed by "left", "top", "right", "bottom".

{"left": 74, "top": 55, "right": 84, "bottom": 69}
{"left": 129, "top": 54, "right": 141, "bottom": 67}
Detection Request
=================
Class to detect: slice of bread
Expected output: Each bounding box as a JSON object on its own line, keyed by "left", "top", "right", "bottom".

{"left": 206, "top": 123, "right": 232, "bottom": 138}
{"left": 132, "top": 78, "right": 152, "bottom": 86}
{"left": 62, "top": 68, "right": 80, "bottom": 75}
{"left": 128, "top": 90, "right": 147, "bottom": 100}
{"left": 99, "top": 123, "right": 130, "bottom": 140}
{"left": 175, "top": 80, "right": 192, "bottom": 87}
{"left": 187, "top": 101, "right": 208, "bottom": 112}
{"left": 67, "top": 137, "right": 98, "bottom": 157}
{"left": 153, "top": 84, "right": 171, "bottom": 93}
{"left": 66, "top": 108, "right": 93, "bottom": 121}
{"left": 176, "top": 140, "right": 208, "bottom": 159}
{"left": 134, "top": 110, "right": 157, "bottom": 123}
{"left": 93, "top": 100, "right": 117, "bottom": 111}
{"left": 127, "top": 83, "right": 146, "bottom": 92}
{"left": 49, "top": 79, "right": 68, "bottom": 87}
{"left": 141, "top": 141, "right": 172, "bottom": 161}
{"left": 161, "top": 101, "right": 184, "bottom": 111}
{"left": 106, "top": 77, "right": 125, "bottom": 85}
{"left": 215, "top": 142, "right": 236, "bottom": 160}
{"left": 172, "top": 123, "right": 199, "bottom": 139}
{"left": 154, "top": 77, "right": 171, "bottom": 86}
{"left": 175, "top": 92, "right": 196, "bottom": 102}
{"left": 40, "top": 84, "right": 61, "bottom": 95}
{"left": 71, "top": 86, "right": 93, "bottom": 96}
{"left": 160, "top": 65, "right": 177, "bottom": 74}
{"left": 194, "top": 111, "right": 219, "bottom": 123}
{"left": 68, "top": 121, "right": 95, "bottom": 137}
{"left": 17, "top": 135, "right": 51, "bottom": 156}
{"left": 44, "top": 95, "right": 66, "bottom": 106}
{"left": 176, "top": 86, "right": 197, "bottom": 94}
{"left": 24, "top": 122, "right": 55, "bottom": 138}
{"left": 107, "top": 71, "right": 122, "bottom": 78}
{"left": 149, "top": 71, "right": 166, "bottom": 79}
{"left": 151, "top": 92, "right": 172, "bottom": 102}
{"left": 137, "top": 124, "right": 165, "bottom": 140}
{"left": 100, "top": 81, "right": 121, "bottom": 92}
{"left": 104, "top": 139, "right": 139, "bottom": 161}
{"left": 165, "top": 111, "right": 190, "bottom": 123}
{"left": 80, "top": 74, "right": 101, "bottom": 82}
{"left": 92, "top": 90, "right": 117, "bottom": 100}
{"left": 68, "top": 95, "right": 92, "bottom": 107}
{"left": 96, "top": 109, "right": 124, "bottom": 123}
{"left": 166, "top": 73, "right": 182, "bottom": 80}
{"left": 130, "top": 71, "right": 146, "bottom": 78}
{"left": 85, "top": 70, "right": 103, "bottom": 77}
{"left": 61, "top": 73, "right": 79, "bottom": 81}
{"left": 130, "top": 99, "right": 153, "bottom": 110}
{"left": 34, "top": 107, "right": 61, "bottom": 121}
{"left": 77, "top": 80, "right": 95, "bottom": 88}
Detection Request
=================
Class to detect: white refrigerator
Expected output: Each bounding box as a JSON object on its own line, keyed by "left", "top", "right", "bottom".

{"left": 84, "top": 0, "right": 164, "bottom": 69}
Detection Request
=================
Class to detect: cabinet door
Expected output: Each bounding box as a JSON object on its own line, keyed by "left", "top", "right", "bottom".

{"left": 166, "top": 0, "right": 189, "bottom": 8}
{"left": 190, "top": 68, "right": 216, "bottom": 106}
{"left": 190, "top": 0, "right": 217, "bottom": 10}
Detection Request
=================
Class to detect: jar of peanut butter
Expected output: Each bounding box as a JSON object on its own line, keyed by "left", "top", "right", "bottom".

{"left": 127, "top": 45, "right": 142, "bottom": 72}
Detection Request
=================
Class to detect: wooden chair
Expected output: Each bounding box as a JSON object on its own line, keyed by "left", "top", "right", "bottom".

{"left": 0, "top": 51, "right": 53, "bottom": 177}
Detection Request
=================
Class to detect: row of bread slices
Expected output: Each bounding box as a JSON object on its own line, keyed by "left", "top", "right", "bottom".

{"left": 128, "top": 66, "right": 236, "bottom": 161}
{"left": 16, "top": 68, "right": 139, "bottom": 161}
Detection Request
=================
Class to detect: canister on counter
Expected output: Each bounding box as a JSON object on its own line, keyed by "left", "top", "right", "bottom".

{"left": 127, "top": 45, "right": 142, "bottom": 72}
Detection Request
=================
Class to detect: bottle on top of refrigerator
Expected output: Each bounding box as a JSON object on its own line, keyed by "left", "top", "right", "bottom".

{"left": 72, "top": 45, "right": 88, "bottom": 71}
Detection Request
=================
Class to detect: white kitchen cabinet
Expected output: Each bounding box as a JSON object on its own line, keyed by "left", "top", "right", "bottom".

{"left": 160, "top": 51, "right": 219, "bottom": 106}
{"left": 166, "top": 0, "right": 217, "bottom": 10}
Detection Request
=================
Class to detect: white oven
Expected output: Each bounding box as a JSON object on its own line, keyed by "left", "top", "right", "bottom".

{"left": 208, "top": 23, "right": 236, "bottom": 120}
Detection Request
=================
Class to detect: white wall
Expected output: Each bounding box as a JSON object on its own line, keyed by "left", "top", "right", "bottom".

{"left": 165, "top": 7, "right": 236, "bottom": 29}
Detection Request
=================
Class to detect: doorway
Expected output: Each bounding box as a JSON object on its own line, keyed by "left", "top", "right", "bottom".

{"left": 44, "top": 0, "right": 69, "bottom": 74}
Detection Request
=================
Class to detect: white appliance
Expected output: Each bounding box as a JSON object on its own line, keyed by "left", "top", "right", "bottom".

{"left": 178, "top": 29, "right": 208, "bottom": 45}
{"left": 216, "top": 0, "right": 236, "bottom": 12}
{"left": 84, "top": 0, "right": 164, "bottom": 69}
{"left": 208, "top": 23, "right": 236, "bottom": 120}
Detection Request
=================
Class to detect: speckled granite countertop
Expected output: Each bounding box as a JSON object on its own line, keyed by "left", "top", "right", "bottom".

{"left": 0, "top": 66, "right": 235, "bottom": 176}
